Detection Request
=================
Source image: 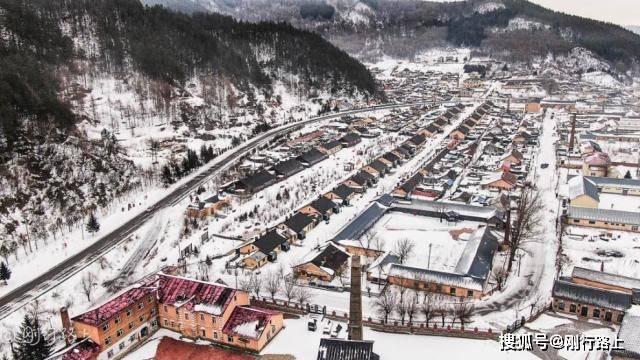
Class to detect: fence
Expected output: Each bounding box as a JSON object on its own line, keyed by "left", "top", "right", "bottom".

{"left": 250, "top": 297, "right": 500, "bottom": 341}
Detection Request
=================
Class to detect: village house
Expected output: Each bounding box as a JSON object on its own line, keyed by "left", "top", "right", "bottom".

{"left": 362, "top": 160, "right": 388, "bottom": 178}
{"left": 568, "top": 176, "right": 599, "bottom": 208}
{"left": 273, "top": 158, "right": 305, "bottom": 179}
{"left": 571, "top": 267, "right": 640, "bottom": 299}
{"left": 343, "top": 171, "right": 376, "bottom": 192}
{"left": 450, "top": 125, "right": 470, "bottom": 140}
{"left": 292, "top": 243, "right": 351, "bottom": 284}
{"left": 481, "top": 171, "right": 518, "bottom": 190}
{"left": 381, "top": 152, "right": 401, "bottom": 167}
{"left": 339, "top": 132, "right": 362, "bottom": 148}
{"left": 186, "top": 194, "right": 230, "bottom": 219}
{"left": 500, "top": 149, "right": 524, "bottom": 166}
{"left": 299, "top": 196, "right": 340, "bottom": 221}
{"left": 391, "top": 173, "right": 424, "bottom": 199}
{"left": 324, "top": 184, "right": 357, "bottom": 205}
{"left": 235, "top": 170, "right": 276, "bottom": 194}
{"left": 319, "top": 140, "right": 343, "bottom": 155}
{"left": 386, "top": 227, "right": 500, "bottom": 299}
{"left": 420, "top": 124, "right": 440, "bottom": 138}
{"left": 298, "top": 148, "right": 327, "bottom": 167}
{"left": 277, "top": 212, "right": 318, "bottom": 240}
{"left": 433, "top": 117, "right": 448, "bottom": 129}
{"left": 610, "top": 306, "right": 640, "bottom": 359}
{"left": 565, "top": 206, "right": 640, "bottom": 233}
{"left": 406, "top": 134, "right": 426, "bottom": 149}
{"left": 582, "top": 152, "right": 611, "bottom": 177}
{"left": 586, "top": 176, "right": 640, "bottom": 196}
{"left": 242, "top": 229, "right": 294, "bottom": 268}
{"left": 552, "top": 280, "right": 630, "bottom": 324}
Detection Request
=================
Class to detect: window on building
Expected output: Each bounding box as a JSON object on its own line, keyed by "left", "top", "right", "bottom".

{"left": 171, "top": 321, "right": 175, "bottom": 328}
{"left": 116, "top": 329, "right": 124, "bottom": 337}
{"left": 200, "top": 314, "right": 204, "bottom": 321}
{"left": 105, "top": 337, "right": 112, "bottom": 346}
{"left": 467, "top": 290, "right": 473, "bottom": 298}
{"left": 201, "top": 329, "right": 206, "bottom": 337}
{"left": 271, "top": 325, "right": 275, "bottom": 333}
{"left": 588, "top": 220, "right": 596, "bottom": 224}
{"left": 213, "top": 331, "right": 218, "bottom": 339}
{"left": 163, "top": 305, "right": 168, "bottom": 313}
{"left": 617, "top": 314, "right": 624, "bottom": 323}
{"left": 139, "top": 315, "right": 145, "bottom": 322}
{"left": 119, "top": 342, "right": 125, "bottom": 350}
{"left": 102, "top": 323, "right": 110, "bottom": 331}
{"left": 185, "top": 313, "right": 189, "bottom": 320}
{"left": 138, "top": 302, "right": 144, "bottom": 310}
{"left": 147, "top": 295, "right": 153, "bottom": 303}
{"left": 107, "top": 350, "right": 114, "bottom": 358}
{"left": 449, "top": 287, "right": 456, "bottom": 295}
{"left": 150, "top": 308, "right": 156, "bottom": 315}
{"left": 573, "top": 219, "right": 580, "bottom": 223}
{"left": 593, "top": 309, "right": 600, "bottom": 318}
{"left": 152, "top": 320, "right": 158, "bottom": 327}
{"left": 128, "top": 322, "right": 134, "bottom": 330}
{"left": 126, "top": 309, "right": 132, "bottom": 317}
{"left": 212, "top": 316, "right": 216, "bottom": 324}
{"left": 227, "top": 335, "right": 233, "bottom": 343}
{"left": 164, "top": 319, "right": 168, "bottom": 327}
{"left": 129, "top": 334, "right": 136, "bottom": 343}
{"left": 114, "top": 316, "right": 121, "bottom": 324}
{"left": 569, "top": 304, "right": 577, "bottom": 313}
{"left": 558, "top": 302, "right": 565, "bottom": 311}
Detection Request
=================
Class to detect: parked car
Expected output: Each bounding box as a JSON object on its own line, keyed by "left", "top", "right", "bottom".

{"left": 308, "top": 318, "right": 317, "bottom": 331}
{"left": 331, "top": 324, "right": 343, "bottom": 338}
{"left": 322, "top": 322, "right": 332, "bottom": 335}
{"left": 540, "top": 163, "right": 549, "bottom": 169}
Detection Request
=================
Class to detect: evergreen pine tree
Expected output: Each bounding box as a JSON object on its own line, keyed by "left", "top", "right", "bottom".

{"left": 86, "top": 213, "right": 100, "bottom": 235}
{"left": 160, "top": 165, "right": 173, "bottom": 186}
{"left": 625, "top": 170, "right": 632, "bottom": 179}
{"left": 0, "top": 262, "right": 10, "bottom": 284}
{"left": 12, "top": 315, "right": 52, "bottom": 360}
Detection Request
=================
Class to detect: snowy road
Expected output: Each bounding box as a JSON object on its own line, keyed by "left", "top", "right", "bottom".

{"left": 0, "top": 99, "right": 490, "bottom": 321}
{"left": 473, "top": 110, "right": 561, "bottom": 328}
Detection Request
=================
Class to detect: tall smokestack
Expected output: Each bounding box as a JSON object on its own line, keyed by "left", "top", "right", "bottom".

{"left": 348, "top": 256, "right": 363, "bottom": 341}
{"left": 568, "top": 113, "right": 577, "bottom": 152}
{"left": 60, "top": 307, "right": 73, "bottom": 345}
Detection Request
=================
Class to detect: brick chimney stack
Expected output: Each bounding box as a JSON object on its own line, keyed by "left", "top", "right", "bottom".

{"left": 568, "top": 113, "right": 577, "bottom": 152}
{"left": 348, "top": 256, "right": 363, "bottom": 341}
{"left": 60, "top": 307, "right": 72, "bottom": 345}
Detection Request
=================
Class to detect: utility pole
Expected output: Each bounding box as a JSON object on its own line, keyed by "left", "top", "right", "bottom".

{"left": 427, "top": 243, "right": 432, "bottom": 269}
{"left": 517, "top": 252, "right": 524, "bottom": 277}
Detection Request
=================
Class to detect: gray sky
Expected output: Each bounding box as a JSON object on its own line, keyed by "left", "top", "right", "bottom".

{"left": 529, "top": 0, "right": 640, "bottom": 26}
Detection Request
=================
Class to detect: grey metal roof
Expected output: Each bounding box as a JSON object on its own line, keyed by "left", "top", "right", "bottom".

{"left": 585, "top": 176, "right": 640, "bottom": 191}
{"left": 454, "top": 227, "right": 499, "bottom": 280}
{"left": 317, "top": 339, "right": 378, "bottom": 360}
{"left": 333, "top": 202, "right": 388, "bottom": 242}
{"left": 391, "top": 199, "right": 503, "bottom": 221}
{"left": 572, "top": 267, "right": 640, "bottom": 291}
{"left": 611, "top": 307, "right": 640, "bottom": 359}
{"left": 388, "top": 264, "right": 485, "bottom": 291}
{"left": 552, "top": 280, "right": 632, "bottom": 311}
{"left": 566, "top": 206, "right": 640, "bottom": 226}
{"left": 567, "top": 176, "right": 599, "bottom": 202}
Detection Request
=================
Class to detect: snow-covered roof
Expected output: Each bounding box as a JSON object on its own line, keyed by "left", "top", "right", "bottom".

{"left": 567, "top": 176, "right": 599, "bottom": 202}
{"left": 552, "top": 280, "right": 632, "bottom": 311}
{"left": 572, "top": 267, "right": 640, "bottom": 291}
{"left": 567, "top": 206, "right": 640, "bottom": 226}
{"left": 222, "top": 306, "right": 280, "bottom": 340}
{"left": 586, "top": 176, "right": 640, "bottom": 191}
{"left": 317, "top": 338, "right": 378, "bottom": 360}
{"left": 388, "top": 264, "right": 485, "bottom": 291}
{"left": 391, "top": 198, "right": 503, "bottom": 222}
{"left": 454, "top": 227, "right": 499, "bottom": 280}
{"left": 612, "top": 306, "right": 640, "bottom": 359}
{"left": 333, "top": 202, "right": 388, "bottom": 243}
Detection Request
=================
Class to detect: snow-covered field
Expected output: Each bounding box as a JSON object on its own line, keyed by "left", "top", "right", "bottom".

{"left": 370, "top": 212, "right": 485, "bottom": 271}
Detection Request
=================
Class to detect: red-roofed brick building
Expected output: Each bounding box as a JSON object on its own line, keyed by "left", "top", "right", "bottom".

{"left": 155, "top": 337, "right": 256, "bottom": 360}
{"left": 67, "top": 273, "right": 280, "bottom": 359}
{"left": 222, "top": 306, "right": 283, "bottom": 351}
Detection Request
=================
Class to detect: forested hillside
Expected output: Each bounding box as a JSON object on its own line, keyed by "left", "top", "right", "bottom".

{"left": 0, "top": 0, "right": 378, "bottom": 259}
{"left": 153, "top": 0, "right": 640, "bottom": 72}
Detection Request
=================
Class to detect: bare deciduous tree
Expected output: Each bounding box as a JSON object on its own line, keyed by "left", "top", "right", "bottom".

{"left": 421, "top": 293, "right": 438, "bottom": 326}
{"left": 264, "top": 271, "right": 282, "bottom": 301}
{"left": 281, "top": 276, "right": 298, "bottom": 303}
{"left": 507, "top": 188, "right": 543, "bottom": 273}
{"left": 396, "top": 294, "right": 408, "bottom": 325}
{"left": 491, "top": 265, "right": 508, "bottom": 291}
{"left": 452, "top": 300, "right": 475, "bottom": 326}
{"left": 80, "top": 272, "right": 97, "bottom": 302}
{"left": 375, "top": 288, "right": 398, "bottom": 324}
{"left": 394, "top": 238, "right": 415, "bottom": 264}
{"left": 294, "top": 285, "right": 312, "bottom": 305}
{"left": 407, "top": 293, "right": 419, "bottom": 325}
